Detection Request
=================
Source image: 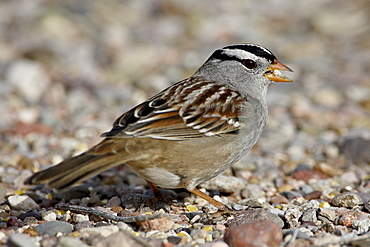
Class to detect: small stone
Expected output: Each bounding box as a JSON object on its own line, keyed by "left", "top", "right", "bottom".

{"left": 57, "top": 236, "right": 89, "bottom": 247}
{"left": 292, "top": 170, "right": 327, "bottom": 183}
{"left": 241, "top": 184, "right": 264, "bottom": 199}
{"left": 240, "top": 198, "right": 266, "bottom": 208}
{"left": 285, "top": 207, "right": 303, "bottom": 228}
{"left": 203, "top": 204, "right": 219, "bottom": 214}
{"left": 137, "top": 217, "right": 174, "bottom": 232}
{"left": 284, "top": 228, "right": 311, "bottom": 239}
{"left": 338, "top": 211, "right": 356, "bottom": 227}
{"left": 270, "top": 193, "right": 289, "bottom": 204}
{"left": 7, "top": 217, "right": 21, "bottom": 228}
{"left": 19, "top": 211, "right": 41, "bottom": 221}
{"left": 40, "top": 237, "right": 58, "bottom": 247}
{"left": 94, "top": 231, "right": 146, "bottom": 247}
{"left": 203, "top": 242, "right": 229, "bottom": 247}
{"left": 73, "top": 214, "right": 89, "bottom": 223}
{"left": 7, "top": 233, "right": 37, "bottom": 247}
{"left": 338, "top": 130, "right": 370, "bottom": 164}
{"left": 42, "top": 211, "right": 57, "bottom": 221}
{"left": 331, "top": 192, "right": 363, "bottom": 208}
{"left": 0, "top": 184, "right": 6, "bottom": 203}
{"left": 7, "top": 59, "right": 50, "bottom": 102}
{"left": 227, "top": 208, "right": 284, "bottom": 228}
{"left": 167, "top": 236, "right": 181, "bottom": 244}
{"left": 23, "top": 217, "right": 38, "bottom": 225}
{"left": 358, "top": 193, "right": 370, "bottom": 204}
{"left": 23, "top": 228, "right": 39, "bottom": 237}
{"left": 281, "top": 191, "right": 302, "bottom": 200}
{"left": 200, "top": 175, "right": 245, "bottom": 193}
{"left": 231, "top": 203, "right": 247, "bottom": 211}
{"left": 0, "top": 210, "right": 9, "bottom": 219}
{"left": 178, "top": 230, "right": 192, "bottom": 244}
{"left": 106, "top": 196, "right": 122, "bottom": 207}
{"left": 34, "top": 221, "right": 73, "bottom": 236}
{"left": 300, "top": 184, "right": 314, "bottom": 195}
{"left": 79, "top": 225, "right": 119, "bottom": 237}
{"left": 318, "top": 208, "right": 336, "bottom": 222}
{"left": 39, "top": 199, "right": 56, "bottom": 208}
{"left": 353, "top": 219, "right": 370, "bottom": 234}
{"left": 277, "top": 184, "right": 294, "bottom": 193}
{"left": 8, "top": 195, "right": 38, "bottom": 210}
{"left": 301, "top": 209, "right": 317, "bottom": 222}
{"left": 75, "top": 221, "right": 92, "bottom": 231}
{"left": 304, "top": 191, "right": 322, "bottom": 200}
{"left": 60, "top": 210, "right": 71, "bottom": 222}
{"left": 224, "top": 221, "right": 283, "bottom": 247}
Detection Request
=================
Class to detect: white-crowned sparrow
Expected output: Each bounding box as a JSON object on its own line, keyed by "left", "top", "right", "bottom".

{"left": 26, "top": 44, "right": 292, "bottom": 211}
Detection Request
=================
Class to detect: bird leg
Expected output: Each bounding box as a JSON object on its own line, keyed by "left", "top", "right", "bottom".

{"left": 146, "top": 181, "right": 232, "bottom": 212}
{"left": 144, "top": 180, "right": 173, "bottom": 211}
{"left": 146, "top": 180, "right": 162, "bottom": 197}
{"left": 187, "top": 188, "right": 231, "bottom": 211}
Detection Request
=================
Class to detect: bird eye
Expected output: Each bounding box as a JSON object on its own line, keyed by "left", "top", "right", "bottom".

{"left": 243, "top": 59, "right": 257, "bottom": 69}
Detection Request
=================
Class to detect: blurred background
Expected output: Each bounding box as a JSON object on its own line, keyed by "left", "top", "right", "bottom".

{"left": 0, "top": 0, "right": 369, "bottom": 190}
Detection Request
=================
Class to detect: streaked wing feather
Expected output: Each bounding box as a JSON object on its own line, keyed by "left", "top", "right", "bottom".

{"left": 101, "top": 77, "right": 245, "bottom": 140}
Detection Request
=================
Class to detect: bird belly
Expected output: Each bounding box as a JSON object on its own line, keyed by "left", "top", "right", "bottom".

{"left": 128, "top": 165, "right": 183, "bottom": 189}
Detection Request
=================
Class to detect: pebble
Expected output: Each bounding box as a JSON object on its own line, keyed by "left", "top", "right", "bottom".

{"left": 7, "top": 233, "right": 37, "bottom": 247}
{"left": 79, "top": 225, "right": 119, "bottom": 237}
{"left": 34, "top": 221, "right": 73, "bottom": 236}
{"left": 203, "top": 242, "right": 229, "bottom": 247}
{"left": 353, "top": 219, "right": 370, "bottom": 234}
{"left": 318, "top": 208, "right": 336, "bottom": 222}
{"left": 240, "top": 198, "right": 267, "bottom": 208}
{"left": 8, "top": 195, "right": 38, "bottom": 210}
{"left": 7, "top": 60, "right": 50, "bottom": 103}
{"left": 73, "top": 214, "right": 90, "bottom": 223}
{"left": 137, "top": 217, "right": 174, "bottom": 232}
{"left": 106, "top": 196, "right": 122, "bottom": 207}
{"left": 167, "top": 235, "right": 182, "bottom": 244}
{"left": 331, "top": 192, "right": 363, "bottom": 208}
{"left": 178, "top": 230, "right": 192, "bottom": 244}
{"left": 116, "top": 221, "right": 133, "bottom": 231}
{"left": 292, "top": 170, "right": 327, "bottom": 183}
{"left": 0, "top": 232, "right": 6, "bottom": 241}
{"left": 203, "top": 204, "right": 219, "bottom": 214}
{"left": 42, "top": 211, "right": 57, "bottom": 221}
{"left": 1, "top": 1, "right": 370, "bottom": 247}
{"left": 94, "top": 231, "right": 145, "bottom": 247}
{"left": 57, "top": 236, "right": 90, "bottom": 247}
{"left": 0, "top": 184, "right": 6, "bottom": 203}
{"left": 227, "top": 209, "right": 284, "bottom": 228}
{"left": 7, "top": 217, "right": 21, "bottom": 227}
{"left": 241, "top": 184, "right": 264, "bottom": 199}
{"left": 300, "top": 184, "right": 314, "bottom": 195}
{"left": 74, "top": 221, "right": 92, "bottom": 231}
{"left": 200, "top": 175, "right": 245, "bottom": 193}
{"left": 284, "top": 228, "right": 311, "bottom": 240}
{"left": 338, "top": 130, "right": 370, "bottom": 164}
{"left": 224, "top": 221, "right": 283, "bottom": 247}
{"left": 301, "top": 209, "right": 317, "bottom": 222}
{"left": 57, "top": 236, "right": 89, "bottom": 247}
{"left": 338, "top": 211, "right": 357, "bottom": 227}
{"left": 285, "top": 207, "right": 303, "bottom": 228}
{"left": 23, "top": 216, "right": 38, "bottom": 225}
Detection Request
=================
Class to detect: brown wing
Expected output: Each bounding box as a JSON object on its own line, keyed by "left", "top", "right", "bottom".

{"left": 101, "top": 77, "right": 246, "bottom": 140}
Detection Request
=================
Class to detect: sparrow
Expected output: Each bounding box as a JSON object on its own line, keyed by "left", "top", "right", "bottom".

{"left": 26, "top": 44, "right": 292, "bottom": 211}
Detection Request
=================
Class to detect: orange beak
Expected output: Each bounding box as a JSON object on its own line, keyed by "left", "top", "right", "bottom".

{"left": 264, "top": 59, "right": 293, "bottom": 82}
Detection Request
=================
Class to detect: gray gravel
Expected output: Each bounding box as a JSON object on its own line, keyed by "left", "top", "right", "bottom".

{"left": 0, "top": 0, "right": 369, "bottom": 246}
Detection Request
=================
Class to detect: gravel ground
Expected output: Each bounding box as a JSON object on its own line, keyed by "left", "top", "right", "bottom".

{"left": 0, "top": 1, "right": 370, "bottom": 246}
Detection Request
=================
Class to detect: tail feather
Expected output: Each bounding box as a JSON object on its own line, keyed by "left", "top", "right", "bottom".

{"left": 26, "top": 140, "right": 129, "bottom": 190}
